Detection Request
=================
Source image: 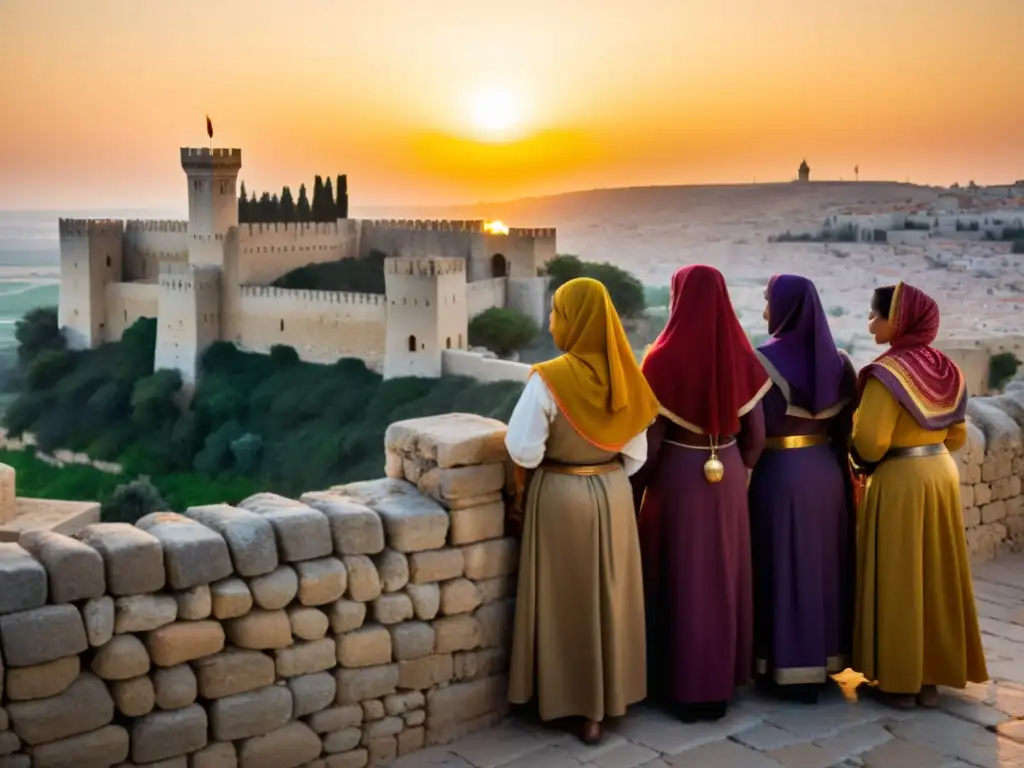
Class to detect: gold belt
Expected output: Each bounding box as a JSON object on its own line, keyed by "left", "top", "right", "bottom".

{"left": 764, "top": 434, "right": 829, "bottom": 450}
{"left": 538, "top": 461, "right": 622, "bottom": 476}
{"left": 884, "top": 444, "right": 948, "bottom": 460}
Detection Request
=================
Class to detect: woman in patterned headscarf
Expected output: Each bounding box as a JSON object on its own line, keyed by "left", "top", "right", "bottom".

{"left": 851, "top": 282, "right": 988, "bottom": 708}
{"left": 505, "top": 277, "right": 658, "bottom": 745}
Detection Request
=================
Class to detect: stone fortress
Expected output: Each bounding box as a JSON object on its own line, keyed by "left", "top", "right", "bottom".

{"left": 57, "top": 147, "right": 556, "bottom": 386}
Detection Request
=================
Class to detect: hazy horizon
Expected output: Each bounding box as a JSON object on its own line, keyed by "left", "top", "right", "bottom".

{"left": 2, "top": 0, "right": 1022, "bottom": 210}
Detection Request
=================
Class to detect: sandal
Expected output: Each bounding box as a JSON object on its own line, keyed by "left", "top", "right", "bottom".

{"left": 580, "top": 719, "right": 603, "bottom": 745}
{"left": 917, "top": 685, "right": 939, "bottom": 708}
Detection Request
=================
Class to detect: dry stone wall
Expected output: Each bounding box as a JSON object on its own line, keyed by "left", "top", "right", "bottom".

{"left": 0, "top": 413, "right": 517, "bottom": 768}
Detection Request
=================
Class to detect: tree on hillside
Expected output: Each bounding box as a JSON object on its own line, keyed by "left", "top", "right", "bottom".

{"left": 545, "top": 254, "right": 646, "bottom": 319}
{"left": 248, "top": 191, "right": 259, "bottom": 222}
{"left": 322, "top": 177, "right": 335, "bottom": 223}
{"left": 312, "top": 176, "right": 325, "bottom": 222}
{"left": 296, "top": 184, "right": 311, "bottom": 222}
{"left": 468, "top": 308, "right": 540, "bottom": 358}
{"left": 15, "top": 306, "right": 65, "bottom": 368}
{"left": 238, "top": 182, "right": 250, "bottom": 223}
{"left": 336, "top": 175, "right": 348, "bottom": 218}
{"left": 280, "top": 187, "right": 296, "bottom": 222}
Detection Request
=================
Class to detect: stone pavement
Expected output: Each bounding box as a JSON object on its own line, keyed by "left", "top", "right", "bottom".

{"left": 395, "top": 554, "right": 1024, "bottom": 768}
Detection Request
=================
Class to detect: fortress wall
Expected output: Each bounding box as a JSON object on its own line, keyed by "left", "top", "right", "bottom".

{"left": 0, "top": 414, "right": 516, "bottom": 767}
{"left": 237, "top": 220, "right": 360, "bottom": 286}
{"left": 103, "top": 282, "right": 160, "bottom": 342}
{"left": 441, "top": 350, "right": 531, "bottom": 384}
{"left": 477, "top": 234, "right": 537, "bottom": 281}
{"left": 359, "top": 224, "right": 478, "bottom": 264}
{"left": 466, "top": 278, "right": 507, "bottom": 319}
{"left": 123, "top": 221, "right": 189, "bottom": 282}
{"left": 237, "top": 286, "right": 387, "bottom": 370}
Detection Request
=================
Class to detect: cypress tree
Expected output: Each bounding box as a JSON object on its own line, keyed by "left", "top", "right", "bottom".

{"left": 238, "top": 182, "right": 249, "bottom": 223}
{"left": 280, "top": 187, "right": 296, "bottom": 222}
{"left": 296, "top": 184, "right": 311, "bottom": 222}
{"left": 336, "top": 175, "right": 348, "bottom": 219}
{"left": 323, "top": 177, "right": 335, "bottom": 222}
{"left": 258, "top": 192, "right": 274, "bottom": 223}
{"left": 270, "top": 193, "right": 281, "bottom": 222}
{"left": 312, "top": 176, "right": 325, "bottom": 221}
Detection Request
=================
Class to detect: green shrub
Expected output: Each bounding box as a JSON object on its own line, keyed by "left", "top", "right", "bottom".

{"left": 545, "top": 255, "right": 646, "bottom": 318}
{"left": 101, "top": 477, "right": 167, "bottom": 524}
{"left": 989, "top": 352, "right": 1022, "bottom": 391}
{"left": 468, "top": 308, "right": 540, "bottom": 358}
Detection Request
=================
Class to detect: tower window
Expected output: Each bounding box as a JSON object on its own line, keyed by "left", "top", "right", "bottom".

{"left": 408, "top": 335, "right": 417, "bottom": 352}
{"left": 458, "top": 333, "right": 463, "bottom": 348}
{"left": 446, "top": 337, "right": 451, "bottom": 349}
{"left": 106, "top": 255, "right": 111, "bottom": 268}
{"left": 280, "top": 319, "right": 285, "bottom": 332}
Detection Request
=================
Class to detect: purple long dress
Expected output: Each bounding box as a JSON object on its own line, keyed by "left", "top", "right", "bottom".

{"left": 632, "top": 407, "right": 766, "bottom": 709}
{"left": 747, "top": 274, "right": 856, "bottom": 693}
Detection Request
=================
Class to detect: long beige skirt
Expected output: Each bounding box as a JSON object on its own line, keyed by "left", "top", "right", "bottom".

{"left": 508, "top": 466, "right": 647, "bottom": 721}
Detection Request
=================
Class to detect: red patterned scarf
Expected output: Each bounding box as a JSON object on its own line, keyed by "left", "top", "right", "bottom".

{"left": 857, "top": 282, "right": 966, "bottom": 430}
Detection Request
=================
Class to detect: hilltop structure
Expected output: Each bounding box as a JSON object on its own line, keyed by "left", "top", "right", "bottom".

{"left": 798, "top": 160, "right": 811, "bottom": 183}
{"left": 57, "top": 147, "right": 555, "bottom": 385}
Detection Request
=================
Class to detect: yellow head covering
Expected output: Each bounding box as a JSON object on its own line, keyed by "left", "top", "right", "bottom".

{"left": 531, "top": 277, "right": 659, "bottom": 450}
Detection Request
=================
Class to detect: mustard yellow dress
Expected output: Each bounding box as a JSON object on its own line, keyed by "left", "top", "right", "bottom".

{"left": 852, "top": 378, "right": 988, "bottom": 693}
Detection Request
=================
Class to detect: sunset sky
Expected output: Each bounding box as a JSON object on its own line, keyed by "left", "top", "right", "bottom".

{"left": 0, "top": 0, "right": 1021, "bottom": 211}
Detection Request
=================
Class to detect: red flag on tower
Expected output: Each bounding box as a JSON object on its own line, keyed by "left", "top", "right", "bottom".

{"left": 206, "top": 116, "right": 213, "bottom": 140}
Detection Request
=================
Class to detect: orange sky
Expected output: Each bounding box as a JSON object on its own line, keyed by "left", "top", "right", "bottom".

{"left": 0, "top": 0, "right": 1021, "bottom": 210}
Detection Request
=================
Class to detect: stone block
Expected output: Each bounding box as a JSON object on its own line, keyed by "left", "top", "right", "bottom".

{"left": 477, "top": 576, "right": 515, "bottom": 605}
{"left": 152, "top": 664, "right": 198, "bottom": 710}
{"left": 372, "top": 593, "right": 414, "bottom": 625}
{"left": 0, "top": 461, "right": 13, "bottom": 524}
{"left": 433, "top": 614, "right": 481, "bottom": 653}
{"left": 300, "top": 493, "right": 386, "bottom": 555}
{"left": 462, "top": 538, "right": 518, "bottom": 580}
{"left": 404, "top": 710, "right": 425, "bottom": 727}
{"left": 7, "top": 672, "right": 114, "bottom": 746}
{"left": 343, "top": 555, "right": 382, "bottom": 602}
{"left": 236, "top": 721, "right": 322, "bottom": 768}
{"left": 440, "top": 578, "right": 482, "bottom": 615}
{"left": 0, "top": 603, "right": 88, "bottom": 667}
{"left": 0, "top": 542, "right": 48, "bottom": 614}
{"left": 130, "top": 703, "right": 208, "bottom": 764}
{"left": 306, "top": 705, "right": 362, "bottom": 734}
{"left": 237, "top": 493, "right": 333, "bottom": 562}
{"left": 364, "top": 716, "right": 403, "bottom": 740}
{"left": 397, "top": 726, "right": 425, "bottom": 756}
{"left": 397, "top": 654, "right": 454, "bottom": 690}
{"left": 335, "top": 664, "right": 399, "bottom": 705}
{"left": 295, "top": 557, "right": 348, "bottom": 605}
{"left": 365, "top": 736, "right": 397, "bottom": 765}
{"left": 361, "top": 699, "right": 385, "bottom": 721}
{"left": 74, "top": 522, "right": 165, "bottom": 595}
{"left": 226, "top": 609, "right": 294, "bottom": 650}
{"left": 373, "top": 549, "right": 409, "bottom": 592}
{"left": 184, "top": 504, "right": 278, "bottom": 577}
{"left": 0, "top": 755, "right": 29, "bottom": 768}
{"left": 190, "top": 742, "right": 237, "bottom": 768}
{"left": 210, "top": 684, "right": 293, "bottom": 741}
{"left": 325, "top": 750, "right": 369, "bottom": 768}
{"left": 326, "top": 599, "right": 366, "bottom": 634}
{"left": 249, "top": 565, "right": 298, "bottom": 610}
{"left": 5, "top": 655, "right": 79, "bottom": 701}
{"left": 417, "top": 464, "right": 505, "bottom": 504}
{"left": 338, "top": 625, "right": 392, "bottom": 668}
{"left": 323, "top": 728, "right": 362, "bottom": 754}
{"left": 425, "top": 675, "right": 506, "bottom": 729}
{"left": 326, "top": 479, "right": 449, "bottom": 553}
{"left": 408, "top": 549, "right": 465, "bottom": 584}
{"left": 25, "top": 724, "right": 129, "bottom": 768}
{"left": 135, "top": 512, "right": 233, "bottom": 589}
{"left": 176, "top": 584, "right": 212, "bottom": 619}
{"left": 92, "top": 633, "right": 151, "bottom": 680}
{"left": 983, "top": 500, "right": 1007, "bottom": 523}
{"left": 147, "top": 620, "right": 225, "bottom": 667}
{"left": 384, "top": 692, "right": 424, "bottom": 716}
{"left": 454, "top": 647, "right": 508, "bottom": 681}
{"left": 276, "top": 637, "right": 337, "bottom": 677}
{"left": 112, "top": 674, "right": 156, "bottom": 717}
{"left": 448, "top": 501, "right": 506, "bottom": 546}
{"left": 384, "top": 413, "right": 508, "bottom": 468}
{"left": 289, "top": 671, "right": 337, "bottom": 717}
{"left": 289, "top": 605, "right": 330, "bottom": 640}
{"left": 114, "top": 594, "right": 178, "bottom": 633}
{"left": 0, "top": 730, "right": 17, "bottom": 756}
{"left": 211, "top": 577, "right": 253, "bottom": 619}
{"left": 82, "top": 595, "right": 114, "bottom": 646}
{"left": 19, "top": 530, "right": 105, "bottom": 603}
{"left": 390, "top": 621, "right": 435, "bottom": 661}
{"left": 194, "top": 648, "right": 277, "bottom": 699}
{"left": 475, "top": 598, "right": 515, "bottom": 648}
{"left": 976, "top": 482, "right": 993, "bottom": 506}
{"left": 406, "top": 583, "right": 440, "bottom": 620}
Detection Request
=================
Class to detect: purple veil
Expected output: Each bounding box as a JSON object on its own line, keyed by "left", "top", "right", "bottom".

{"left": 755, "top": 274, "right": 848, "bottom": 418}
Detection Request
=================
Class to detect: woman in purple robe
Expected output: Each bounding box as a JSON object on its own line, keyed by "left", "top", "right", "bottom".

{"left": 748, "top": 274, "right": 857, "bottom": 704}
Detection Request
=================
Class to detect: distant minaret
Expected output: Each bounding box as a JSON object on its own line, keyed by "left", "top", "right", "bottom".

{"left": 336, "top": 174, "right": 349, "bottom": 219}
{"left": 798, "top": 160, "right": 811, "bottom": 183}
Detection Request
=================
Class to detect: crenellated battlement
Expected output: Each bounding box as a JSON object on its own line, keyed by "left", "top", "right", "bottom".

{"left": 384, "top": 256, "right": 465, "bottom": 277}
{"left": 241, "top": 221, "right": 344, "bottom": 238}
{"left": 180, "top": 147, "right": 242, "bottom": 172}
{"left": 507, "top": 226, "right": 556, "bottom": 238}
{"left": 158, "top": 262, "right": 220, "bottom": 293}
{"left": 362, "top": 218, "right": 486, "bottom": 233}
{"left": 58, "top": 218, "right": 124, "bottom": 239}
{"left": 125, "top": 219, "right": 188, "bottom": 233}
{"left": 238, "top": 285, "right": 386, "bottom": 306}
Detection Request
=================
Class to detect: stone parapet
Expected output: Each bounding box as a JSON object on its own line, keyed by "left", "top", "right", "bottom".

{"left": 0, "top": 413, "right": 516, "bottom": 767}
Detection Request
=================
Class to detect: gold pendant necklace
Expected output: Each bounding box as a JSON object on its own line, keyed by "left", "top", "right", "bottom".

{"left": 703, "top": 435, "right": 725, "bottom": 484}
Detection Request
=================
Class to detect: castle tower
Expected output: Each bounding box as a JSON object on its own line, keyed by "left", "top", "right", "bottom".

{"left": 153, "top": 262, "right": 222, "bottom": 386}
{"left": 383, "top": 256, "right": 467, "bottom": 379}
{"left": 57, "top": 218, "right": 124, "bottom": 349}
{"left": 181, "top": 148, "right": 242, "bottom": 267}
{"left": 798, "top": 159, "right": 811, "bottom": 183}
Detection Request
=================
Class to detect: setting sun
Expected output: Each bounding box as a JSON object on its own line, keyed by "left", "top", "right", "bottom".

{"left": 468, "top": 87, "right": 525, "bottom": 141}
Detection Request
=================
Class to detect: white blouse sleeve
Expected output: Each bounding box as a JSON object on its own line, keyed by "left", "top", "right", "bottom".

{"left": 619, "top": 429, "right": 649, "bottom": 477}
{"left": 504, "top": 375, "right": 557, "bottom": 469}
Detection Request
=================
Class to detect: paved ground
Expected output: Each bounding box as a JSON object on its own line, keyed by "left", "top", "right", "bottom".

{"left": 397, "top": 554, "right": 1024, "bottom": 768}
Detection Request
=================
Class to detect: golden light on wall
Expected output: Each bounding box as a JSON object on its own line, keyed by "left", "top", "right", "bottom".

{"left": 483, "top": 220, "right": 509, "bottom": 235}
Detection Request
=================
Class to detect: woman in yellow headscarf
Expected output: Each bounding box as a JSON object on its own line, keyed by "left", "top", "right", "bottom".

{"left": 505, "top": 277, "right": 659, "bottom": 745}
